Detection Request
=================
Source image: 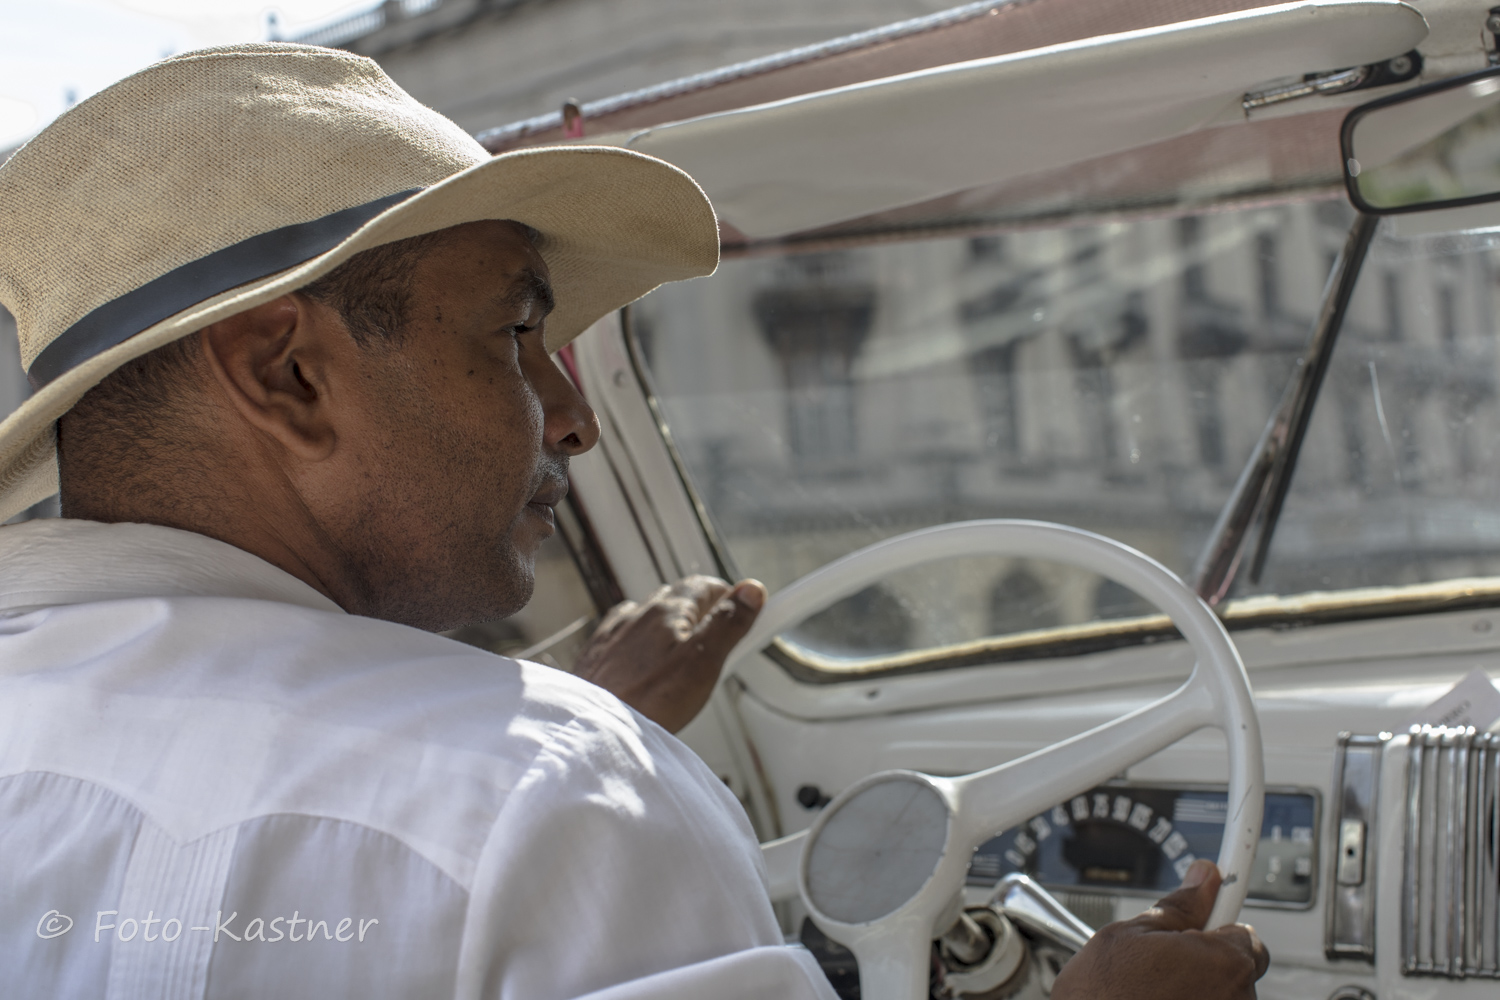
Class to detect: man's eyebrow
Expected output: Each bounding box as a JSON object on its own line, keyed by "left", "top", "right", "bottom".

{"left": 502, "top": 268, "right": 555, "bottom": 320}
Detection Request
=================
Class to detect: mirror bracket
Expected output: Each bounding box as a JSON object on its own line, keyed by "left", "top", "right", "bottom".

{"left": 1243, "top": 51, "right": 1422, "bottom": 113}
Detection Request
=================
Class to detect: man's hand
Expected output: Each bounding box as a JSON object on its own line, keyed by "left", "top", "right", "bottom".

{"left": 1051, "top": 859, "right": 1270, "bottom": 1000}
{"left": 574, "top": 575, "right": 766, "bottom": 733}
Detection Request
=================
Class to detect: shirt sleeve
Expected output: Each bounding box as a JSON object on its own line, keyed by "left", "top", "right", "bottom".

{"left": 569, "top": 946, "right": 838, "bottom": 1000}
{"left": 453, "top": 702, "right": 836, "bottom": 1000}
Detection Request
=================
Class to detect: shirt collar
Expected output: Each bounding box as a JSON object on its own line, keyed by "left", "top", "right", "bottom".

{"left": 0, "top": 518, "right": 344, "bottom": 615}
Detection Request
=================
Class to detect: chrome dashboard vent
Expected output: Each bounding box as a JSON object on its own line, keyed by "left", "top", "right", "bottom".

{"left": 1403, "top": 726, "right": 1500, "bottom": 977}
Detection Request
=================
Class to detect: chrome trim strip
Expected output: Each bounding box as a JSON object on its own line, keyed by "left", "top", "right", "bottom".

{"left": 1327, "top": 732, "right": 1389, "bottom": 962}
{"left": 474, "top": 0, "right": 1028, "bottom": 150}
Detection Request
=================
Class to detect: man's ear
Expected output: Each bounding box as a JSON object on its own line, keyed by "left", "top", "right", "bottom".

{"left": 197, "top": 294, "right": 342, "bottom": 462}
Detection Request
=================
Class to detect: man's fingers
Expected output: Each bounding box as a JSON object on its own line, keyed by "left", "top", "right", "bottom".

{"left": 1210, "top": 923, "right": 1271, "bottom": 980}
{"left": 594, "top": 600, "right": 640, "bottom": 639}
{"left": 591, "top": 577, "right": 747, "bottom": 650}
{"left": 1136, "top": 858, "right": 1220, "bottom": 932}
{"left": 666, "top": 574, "right": 733, "bottom": 617}
{"left": 690, "top": 579, "right": 766, "bottom": 661}
{"left": 638, "top": 594, "right": 708, "bottom": 641}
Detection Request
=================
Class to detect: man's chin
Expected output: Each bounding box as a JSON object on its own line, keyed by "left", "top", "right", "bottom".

{"left": 381, "top": 555, "right": 534, "bottom": 634}
{"left": 460, "top": 556, "right": 536, "bottom": 629}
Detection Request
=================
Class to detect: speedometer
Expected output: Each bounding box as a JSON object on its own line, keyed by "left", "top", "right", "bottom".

{"left": 966, "top": 784, "right": 1319, "bottom": 907}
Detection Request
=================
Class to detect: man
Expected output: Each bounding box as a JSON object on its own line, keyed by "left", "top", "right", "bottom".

{"left": 0, "top": 43, "right": 1267, "bottom": 998}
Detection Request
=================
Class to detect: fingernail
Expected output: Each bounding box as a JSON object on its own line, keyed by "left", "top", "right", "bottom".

{"left": 735, "top": 581, "right": 765, "bottom": 611}
{"left": 1182, "top": 859, "right": 1215, "bottom": 888}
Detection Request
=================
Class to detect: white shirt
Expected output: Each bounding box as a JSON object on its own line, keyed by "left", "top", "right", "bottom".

{"left": 0, "top": 518, "right": 837, "bottom": 1000}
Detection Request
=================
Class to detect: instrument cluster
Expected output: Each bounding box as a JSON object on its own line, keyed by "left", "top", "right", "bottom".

{"left": 967, "top": 784, "right": 1319, "bottom": 908}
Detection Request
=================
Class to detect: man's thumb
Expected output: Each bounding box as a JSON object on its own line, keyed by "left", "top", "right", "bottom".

{"left": 1137, "top": 859, "right": 1220, "bottom": 931}
{"left": 731, "top": 579, "right": 767, "bottom": 613}
{"left": 694, "top": 579, "right": 766, "bottom": 658}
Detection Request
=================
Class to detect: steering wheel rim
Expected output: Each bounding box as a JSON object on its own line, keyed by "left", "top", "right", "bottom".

{"left": 725, "top": 520, "right": 1264, "bottom": 1000}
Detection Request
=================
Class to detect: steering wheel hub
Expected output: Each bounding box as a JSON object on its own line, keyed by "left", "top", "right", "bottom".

{"left": 804, "top": 773, "right": 951, "bottom": 924}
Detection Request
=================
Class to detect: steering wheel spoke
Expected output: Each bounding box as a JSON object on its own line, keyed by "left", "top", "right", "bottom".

{"left": 953, "top": 674, "right": 1215, "bottom": 844}
{"left": 838, "top": 921, "right": 935, "bottom": 1000}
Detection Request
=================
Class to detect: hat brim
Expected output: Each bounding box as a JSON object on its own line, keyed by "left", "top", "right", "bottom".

{"left": 0, "top": 144, "right": 719, "bottom": 522}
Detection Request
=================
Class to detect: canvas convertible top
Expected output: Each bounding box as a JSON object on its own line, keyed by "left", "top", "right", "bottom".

{"left": 479, "top": 0, "right": 1487, "bottom": 246}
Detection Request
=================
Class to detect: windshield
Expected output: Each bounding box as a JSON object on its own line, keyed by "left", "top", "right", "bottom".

{"left": 629, "top": 198, "right": 1500, "bottom": 672}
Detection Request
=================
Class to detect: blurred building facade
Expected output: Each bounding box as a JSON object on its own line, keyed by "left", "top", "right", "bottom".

{"left": 634, "top": 201, "right": 1500, "bottom": 653}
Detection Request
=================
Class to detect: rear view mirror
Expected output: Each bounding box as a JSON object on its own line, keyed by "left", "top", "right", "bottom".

{"left": 1342, "top": 67, "right": 1500, "bottom": 215}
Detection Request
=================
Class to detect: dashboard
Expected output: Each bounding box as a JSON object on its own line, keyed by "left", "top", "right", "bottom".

{"left": 723, "top": 592, "right": 1500, "bottom": 999}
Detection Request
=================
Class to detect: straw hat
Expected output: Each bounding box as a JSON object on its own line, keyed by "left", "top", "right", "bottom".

{"left": 0, "top": 42, "right": 719, "bottom": 523}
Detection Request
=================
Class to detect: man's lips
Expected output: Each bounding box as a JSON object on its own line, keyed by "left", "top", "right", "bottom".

{"left": 526, "top": 503, "right": 555, "bottom": 530}
{"left": 529, "top": 478, "right": 568, "bottom": 508}
{"left": 526, "top": 478, "right": 568, "bottom": 527}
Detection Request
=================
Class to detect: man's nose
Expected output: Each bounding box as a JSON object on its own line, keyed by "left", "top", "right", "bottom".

{"left": 539, "top": 351, "right": 601, "bottom": 456}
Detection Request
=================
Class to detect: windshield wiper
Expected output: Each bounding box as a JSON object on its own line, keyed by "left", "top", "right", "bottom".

{"left": 1193, "top": 211, "right": 1379, "bottom": 605}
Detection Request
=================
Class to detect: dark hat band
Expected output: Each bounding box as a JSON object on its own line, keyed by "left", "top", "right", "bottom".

{"left": 28, "top": 187, "right": 422, "bottom": 390}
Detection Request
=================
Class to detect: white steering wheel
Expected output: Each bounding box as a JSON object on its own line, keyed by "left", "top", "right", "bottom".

{"left": 729, "top": 520, "right": 1264, "bottom": 1000}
